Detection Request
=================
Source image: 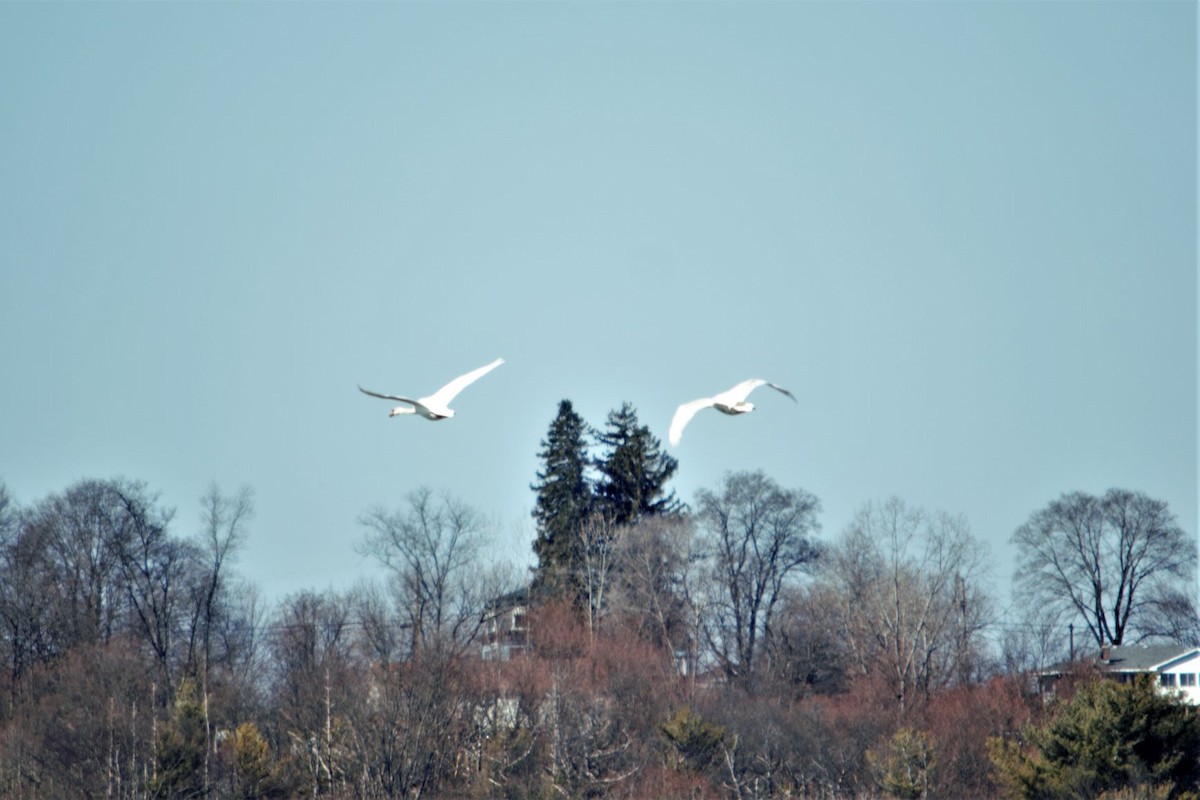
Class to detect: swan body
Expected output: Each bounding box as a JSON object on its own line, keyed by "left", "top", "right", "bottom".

{"left": 358, "top": 358, "right": 504, "bottom": 420}
{"left": 668, "top": 378, "right": 796, "bottom": 446}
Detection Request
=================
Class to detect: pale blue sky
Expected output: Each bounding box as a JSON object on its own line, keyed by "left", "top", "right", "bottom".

{"left": 1, "top": 2, "right": 1194, "bottom": 607}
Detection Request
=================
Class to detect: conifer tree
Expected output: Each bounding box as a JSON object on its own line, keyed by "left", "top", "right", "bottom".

{"left": 152, "top": 678, "right": 207, "bottom": 798}
{"left": 989, "top": 676, "right": 1200, "bottom": 799}
{"left": 594, "top": 402, "right": 681, "bottom": 526}
{"left": 531, "top": 400, "right": 594, "bottom": 600}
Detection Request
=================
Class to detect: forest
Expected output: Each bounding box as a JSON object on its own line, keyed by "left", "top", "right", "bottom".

{"left": 0, "top": 400, "right": 1196, "bottom": 799}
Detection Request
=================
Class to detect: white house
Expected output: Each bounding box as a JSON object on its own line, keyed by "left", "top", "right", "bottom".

{"left": 1094, "top": 644, "right": 1200, "bottom": 704}
{"left": 480, "top": 587, "right": 530, "bottom": 662}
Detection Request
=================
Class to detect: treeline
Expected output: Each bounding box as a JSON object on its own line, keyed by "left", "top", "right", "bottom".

{"left": 0, "top": 400, "right": 1196, "bottom": 798}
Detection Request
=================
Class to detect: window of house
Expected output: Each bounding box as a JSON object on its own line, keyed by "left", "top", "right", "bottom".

{"left": 1182, "top": 673, "right": 1197, "bottom": 687}
{"left": 1161, "top": 673, "right": 1177, "bottom": 687}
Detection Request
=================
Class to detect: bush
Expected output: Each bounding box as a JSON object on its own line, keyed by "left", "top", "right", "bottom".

{"left": 990, "top": 677, "right": 1200, "bottom": 800}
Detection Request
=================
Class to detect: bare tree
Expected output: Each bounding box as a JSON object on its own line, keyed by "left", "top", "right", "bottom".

{"left": 29, "top": 479, "right": 151, "bottom": 649}
{"left": 822, "top": 498, "right": 992, "bottom": 712}
{"left": 183, "top": 482, "right": 253, "bottom": 797}
{"left": 997, "top": 603, "right": 1069, "bottom": 676}
{"left": 610, "top": 515, "right": 700, "bottom": 668}
{"left": 0, "top": 483, "right": 15, "bottom": 546}
{"left": 1138, "top": 585, "right": 1200, "bottom": 645}
{"left": 109, "top": 486, "right": 191, "bottom": 696}
{"left": 359, "top": 487, "right": 493, "bottom": 656}
{"left": 764, "top": 583, "right": 849, "bottom": 696}
{"left": 531, "top": 617, "right": 669, "bottom": 798}
{"left": 3, "top": 478, "right": 194, "bottom": 692}
{"left": 269, "top": 590, "right": 355, "bottom": 797}
{"left": 0, "top": 491, "right": 66, "bottom": 690}
{"left": 695, "top": 471, "right": 820, "bottom": 685}
{"left": 187, "top": 483, "right": 253, "bottom": 677}
{"left": 577, "top": 514, "right": 617, "bottom": 638}
{"left": 343, "top": 651, "right": 472, "bottom": 798}
{"left": 1012, "top": 488, "right": 1196, "bottom": 648}
{"left": 207, "top": 577, "right": 266, "bottom": 714}
{"left": 351, "top": 580, "right": 406, "bottom": 667}
{"left": 3, "top": 643, "right": 158, "bottom": 799}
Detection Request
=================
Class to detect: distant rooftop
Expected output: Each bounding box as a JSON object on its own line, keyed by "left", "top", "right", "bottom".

{"left": 1096, "top": 644, "right": 1199, "bottom": 672}
{"left": 483, "top": 585, "right": 530, "bottom": 615}
{"left": 1041, "top": 643, "right": 1200, "bottom": 678}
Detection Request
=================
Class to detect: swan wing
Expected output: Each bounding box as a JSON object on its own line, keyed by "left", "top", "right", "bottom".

{"left": 718, "top": 379, "right": 769, "bottom": 404}
{"left": 426, "top": 357, "right": 505, "bottom": 406}
{"left": 669, "top": 397, "right": 716, "bottom": 446}
{"left": 358, "top": 386, "right": 419, "bottom": 407}
{"left": 719, "top": 378, "right": 796, "bottom": 404}
{"left": 762, "top": 381, "right": 797, "bottom": 403}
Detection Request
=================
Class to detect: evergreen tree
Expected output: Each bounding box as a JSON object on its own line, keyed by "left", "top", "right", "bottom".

{"left": 152, "top": 678, "right": 207, "bottom": 798}
{"left": 531, "top": 400, "right": 593, "bottom": 599}
{"left": 594, "top": 402, "right": 682, "bottom": 526}
{"left": 990, "top": 676, "right": 1200, "bottom": 800}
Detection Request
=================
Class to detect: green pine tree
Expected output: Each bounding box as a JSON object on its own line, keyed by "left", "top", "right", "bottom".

{"left": 594, "top": 402, "right": 682, "bottom": 526}
{"left": 531, "top": 400, "right": 594, "bottom": 600}
{"left": 989, "top": 676, "right": 1200, "bottom": 800}
{"left": 660, "top": 706, "right": 728, "bottom": 773}
{"left": 870, "top": 728, "right": 936, "bottom": 800}
{"left": 152, "top": 678, "right": 207, "bottom": 799}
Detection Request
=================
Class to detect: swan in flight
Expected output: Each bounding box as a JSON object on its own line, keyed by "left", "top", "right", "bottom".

{"left": 358, "top": 358, "right": 504, "bottom": 420}
{"left": 668, "top": 378, "right": 796, "bottom": 446}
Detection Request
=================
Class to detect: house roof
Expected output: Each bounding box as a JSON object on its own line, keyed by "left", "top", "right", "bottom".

{"left": 483, "top": 585, "right": 530, "bottom": 617}
{"left": 1040, "top": 643, "right": 1200, "bottom": 678}
{"left": 1098, "top": 645, "right": 1200, "bottom": 672}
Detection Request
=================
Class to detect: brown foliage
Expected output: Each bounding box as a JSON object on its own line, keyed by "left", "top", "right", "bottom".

{"left": 918, "top": 675, "right": 1042, "bottom": 799}
{"left": 0, "top": 640, "right": 156, "bottom": 798}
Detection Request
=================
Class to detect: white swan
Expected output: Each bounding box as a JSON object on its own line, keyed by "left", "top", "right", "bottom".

{"left": 668, "top": 378, "right": 796, "bottom": 446}
{"left": 359, "top": 358, "right": 504, "bottom": 420}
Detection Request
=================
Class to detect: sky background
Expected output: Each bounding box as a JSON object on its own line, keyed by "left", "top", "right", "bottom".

{"left": 1, "top": 2, "right": 1195, "bottom": 614}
